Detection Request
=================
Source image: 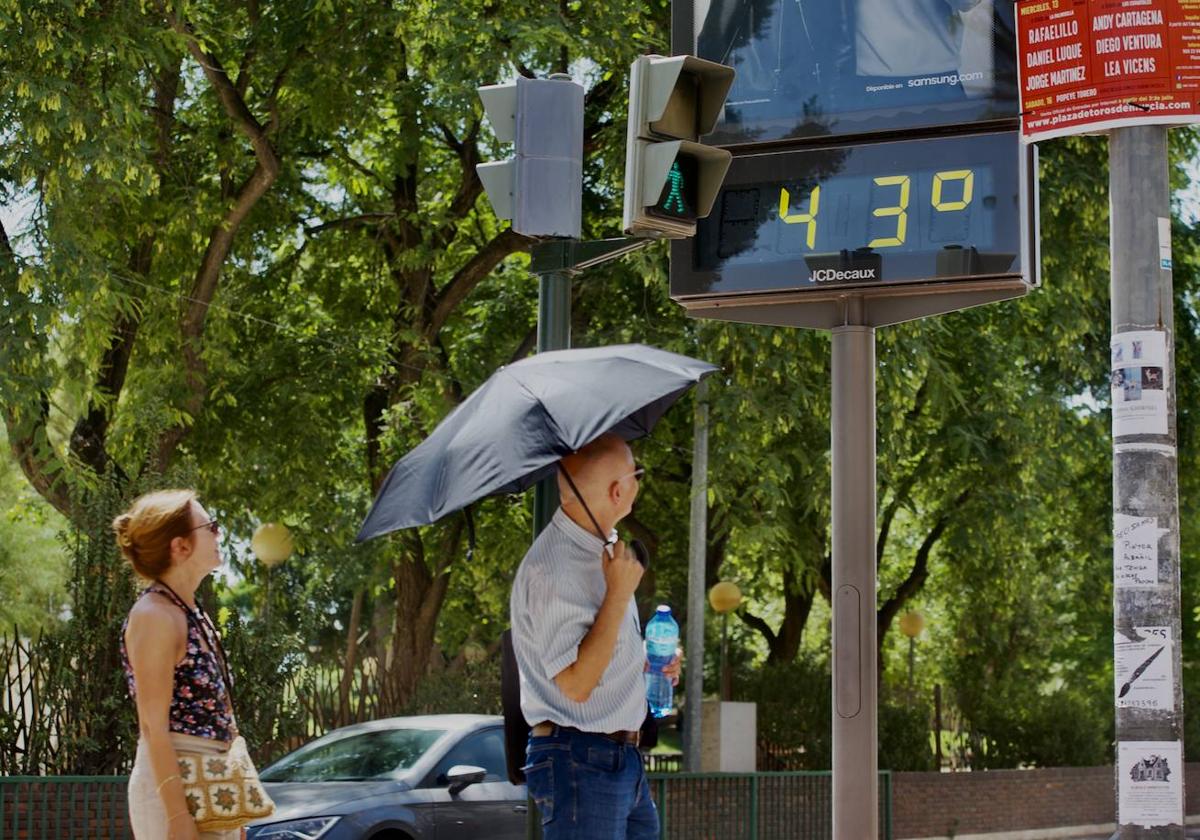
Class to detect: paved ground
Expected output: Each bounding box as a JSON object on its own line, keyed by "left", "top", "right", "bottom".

{"left": 1077, "top": 832, "right": 1200, "bottom": 839}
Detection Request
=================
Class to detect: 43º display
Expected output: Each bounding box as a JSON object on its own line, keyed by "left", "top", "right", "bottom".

{"left": 726, "top": 165, "right": 992, "bottom": 260}
{"left": 673, "top": 131, "right": 1031, "bottom": 298}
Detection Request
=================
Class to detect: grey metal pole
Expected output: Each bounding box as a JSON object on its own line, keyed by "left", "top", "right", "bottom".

{"left": 831, "top": 303, "right": 878, "bottom": 839}
{"left": 685, "top": 378, "right": 709, "bottom": 772}
{"left": 1110, "top": 125, "right": 1183, "bottom": 838}
{"left": 532, "top": 267, "right": 572, "bottom": 536}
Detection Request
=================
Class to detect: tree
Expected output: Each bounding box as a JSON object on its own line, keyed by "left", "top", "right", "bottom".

{"left": 1, "top": 0, "right": 673, "bottom": 711}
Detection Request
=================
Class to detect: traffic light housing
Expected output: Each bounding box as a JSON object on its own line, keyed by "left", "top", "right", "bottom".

{"left": 623, "top": 55, "right": 735, "bottom": 239}
{"left": 477, "top": 75, "right": 584, "bottom": 239}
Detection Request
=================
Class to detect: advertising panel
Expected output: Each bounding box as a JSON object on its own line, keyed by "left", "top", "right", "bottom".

{"left": 690, "top": 0, "right": 1020, "bottom": 146}
{"left": 1018, "top": 0, "right": 1200, "bottom": 142}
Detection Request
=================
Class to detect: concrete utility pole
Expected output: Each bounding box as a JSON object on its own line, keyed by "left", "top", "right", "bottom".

{"left": 685, "top": 378, "right": 709, "bottom": 772}
{"left": 831, "top": 298, "right": 878, "bottom": 839}
{"left": 1109, "top": 125, "right": 1184, "bottom": 837}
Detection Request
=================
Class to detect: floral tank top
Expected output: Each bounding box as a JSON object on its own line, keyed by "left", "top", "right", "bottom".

{"left": 120, "top": 585, "right": 235, "bottom": 742}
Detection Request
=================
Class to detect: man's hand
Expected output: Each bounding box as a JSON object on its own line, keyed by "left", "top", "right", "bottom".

{"left": 603, "top": 540, "right": 644, "bottom": 602}
{"left": 553, "top": 541, "right": 645, "bottom": 704}
{"left": 646, "top": 648, "right": 683, "bottom": 686}
{"left": 662, "top": 649, "right": 682, "bottom": 687}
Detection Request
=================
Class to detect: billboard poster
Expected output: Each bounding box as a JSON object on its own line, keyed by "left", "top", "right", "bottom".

{"left": 691, "top": 0, "right": 1019, "bottom": 146}
{"left": 1017, "top": 0, "right": 1200, "bottom": 142}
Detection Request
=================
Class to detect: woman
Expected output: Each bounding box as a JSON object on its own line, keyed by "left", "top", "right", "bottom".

{"left": 116, "top": 489, "right": 243, "bottom": 840}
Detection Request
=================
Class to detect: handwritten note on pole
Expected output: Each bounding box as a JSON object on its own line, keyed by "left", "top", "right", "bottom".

{"left": 1114, "top": 514, "right": 1162, "bottom": 588}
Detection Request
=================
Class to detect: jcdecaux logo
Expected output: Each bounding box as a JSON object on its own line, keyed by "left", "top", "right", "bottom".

{"left": 810, "top": 267, "right": 878, "bottom": 283}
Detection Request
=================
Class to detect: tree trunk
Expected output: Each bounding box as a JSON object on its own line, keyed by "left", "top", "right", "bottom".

{"left": 337, "top": 587, "right": 364, "bottom": 727}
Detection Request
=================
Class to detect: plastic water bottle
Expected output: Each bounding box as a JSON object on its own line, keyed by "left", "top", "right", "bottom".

{"left": 644, "top": 605, "right": 679, "bottom": 718}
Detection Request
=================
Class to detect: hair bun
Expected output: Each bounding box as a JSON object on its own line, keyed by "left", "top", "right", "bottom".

{"left": 112, "top": 513, "right": 135, "bottom": 549}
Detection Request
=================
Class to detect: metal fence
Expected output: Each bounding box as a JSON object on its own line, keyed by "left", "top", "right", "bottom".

{"left": 0, "top": 771, "right": 893, "bottom": 840}
{"left": 0, "top": 777, "right": 131, "bottom": 840}
{"left": 647, "top": 771, "right": 893, "bottom": 840}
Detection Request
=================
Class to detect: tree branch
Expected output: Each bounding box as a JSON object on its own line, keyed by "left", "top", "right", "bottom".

{"left": 0, "top": 219, "right": 73, "bottom": 517}
{"left": 878, "top": 488, "right": 970, "bottom": 636}
{"left": 306, "top": 213, "right": 393, "bottom": 235}
{"left": 740, "top": 610, "right": 778, "bottom": 647}
{"left": 152, "top": 9, "right": 283, "bottom": 471}
{"left": 430, "top": 228, "right": 530, "bottom": 334}
{"left": 509, "top": 324, "right": 537, "bottom": 365}
{"left": 71, "top": 60, "right": 180, "bottom": 481}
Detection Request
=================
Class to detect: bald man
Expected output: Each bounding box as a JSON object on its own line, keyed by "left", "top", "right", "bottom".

{"left": 510, "top": 434, "right": 680, "bottom": 839}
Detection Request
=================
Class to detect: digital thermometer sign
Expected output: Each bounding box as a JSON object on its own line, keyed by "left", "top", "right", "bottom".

{"left": 672, "top": 130, "right": 1035, "bottom": 300}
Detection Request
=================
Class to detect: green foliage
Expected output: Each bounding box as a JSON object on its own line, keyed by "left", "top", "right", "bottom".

{"left": 217, "top": 605, "right": 313, "bottom": 764}
{"left": 0, "top": 427, "right": 67, "bottom": 630}
{"left": 736, "top": 657, "right": 937, "bottom": 771}
{"left": 736, "top": 658, "right": 831, "bottom": 770}
{"left": 399, "top": 660, "right": 502, "bottom": 717}
{"left": 879, "top": 700, "right": 938, "bottom": 773}
{"left": 0, "top": 480, "right": 137, "bottom": 774}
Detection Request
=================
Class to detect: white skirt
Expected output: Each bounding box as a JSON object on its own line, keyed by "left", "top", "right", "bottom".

{"left": 128, "top": 733, "right": 241, "bottom": 840}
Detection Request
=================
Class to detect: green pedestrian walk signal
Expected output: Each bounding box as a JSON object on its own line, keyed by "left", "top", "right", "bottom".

{"left": 623, "top": 55, "right": 734, "bottom": 239}
{"left": 652, "top": 157, "right": 698, "bottom": 220}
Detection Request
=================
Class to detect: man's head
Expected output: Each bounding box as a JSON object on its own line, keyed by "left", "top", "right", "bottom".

{"left": 557, "top": 433, "right": 641, "bottom": 535}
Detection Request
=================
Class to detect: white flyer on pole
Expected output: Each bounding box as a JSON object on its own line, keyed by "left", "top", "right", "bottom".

{"left": 1115, "top": 627, "right": 1172, "bottom": 711}
{"left": 1114, "top": 515, "right": 1163, "bottom": 588}
{"left": 1119, "top": 740, "right": 1183, "bottom": 828}
{"left": 1111, "top": 331, "right": 1168, "bottom": 437}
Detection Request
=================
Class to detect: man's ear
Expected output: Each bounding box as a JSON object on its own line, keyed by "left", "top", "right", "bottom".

{"left": 608, "top": 479, "right": 622, "bottom": 505}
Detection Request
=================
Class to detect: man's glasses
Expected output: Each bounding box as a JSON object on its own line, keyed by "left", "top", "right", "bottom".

{"left": 616, "top": 465, "right": 645, "bottom": 483}
{"left": 190, "top": 519, "right": 219, "bottom": 536}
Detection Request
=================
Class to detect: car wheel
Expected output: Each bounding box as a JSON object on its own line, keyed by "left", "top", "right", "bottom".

{"left": 368, "top": 832, "right": 414, "bottom": 840}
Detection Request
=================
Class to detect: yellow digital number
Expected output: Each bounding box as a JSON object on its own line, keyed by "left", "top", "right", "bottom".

{"left": 932, "top": 169, "right": 974, "bottom": 211}
{"left": 868, "top": 175, "right": 910, "bottom": 248}
{"left": 779, "top": 185, "right": 820, "bottom": 248}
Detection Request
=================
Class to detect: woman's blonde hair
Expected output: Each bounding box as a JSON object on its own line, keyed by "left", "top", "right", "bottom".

{"left": 111, "top": 489, "right": 198, "bottom": 579}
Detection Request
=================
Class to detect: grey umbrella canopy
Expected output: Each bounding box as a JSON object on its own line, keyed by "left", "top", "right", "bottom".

{"left": 356, "top": 344, "right": 717, "bottom": 542}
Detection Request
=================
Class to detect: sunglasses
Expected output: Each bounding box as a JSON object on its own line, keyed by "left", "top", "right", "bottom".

{"left": 189, "top": 519, "right": 220, "bottom": 536}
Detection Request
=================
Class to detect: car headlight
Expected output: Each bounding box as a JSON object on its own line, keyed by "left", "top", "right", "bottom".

{"left": 247, "top": 816, "right": 340, "bottom": 840}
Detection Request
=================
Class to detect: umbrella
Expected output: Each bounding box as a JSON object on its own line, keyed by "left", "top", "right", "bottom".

{"left": 356, "top": 343, "right": 717, "bottom": 541}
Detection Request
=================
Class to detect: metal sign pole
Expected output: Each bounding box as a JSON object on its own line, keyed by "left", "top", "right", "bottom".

{"left": 831, "top": 298, "right": 878, "bottom": 839}
{"left": 685, "top": 378, "right": 710, "bottom": 771}
{"left": 528, "top": 250, "right": 571, "bottom": 840}
{"left": 532, "top": 262, "right": 572, "bottom": 536}
{"left": 1110, "top": 125, "right": 1184, "bottom": 837}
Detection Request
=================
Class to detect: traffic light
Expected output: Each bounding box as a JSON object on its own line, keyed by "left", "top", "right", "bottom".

{"left": 477, "top": 75, "right": 584, "bottom": 239}
{"left": 623, "top": 55, "right": 735, "bottom": 239}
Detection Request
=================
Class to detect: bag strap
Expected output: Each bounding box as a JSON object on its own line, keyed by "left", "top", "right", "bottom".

{"left": 152, "top": 580, "right": 237, "bottom": 719}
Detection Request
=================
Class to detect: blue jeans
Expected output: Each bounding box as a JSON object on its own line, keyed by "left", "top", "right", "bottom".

{"left": 524, "top": 729, "right": 659, "bottom": 840}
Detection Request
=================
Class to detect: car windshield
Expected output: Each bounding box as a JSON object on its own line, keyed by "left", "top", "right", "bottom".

{"left": 261, "top": 728, "right": 446, "bottom": 782}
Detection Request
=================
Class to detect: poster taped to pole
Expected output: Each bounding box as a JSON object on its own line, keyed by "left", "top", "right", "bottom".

{"left": 1115, "top": 626, "right": 1172, "bottom": 710}
{"left": 1111, "top": 330, "right": 1168, "bottom": 436}
{"left": 1119, "top": 740, "right": 1183, "bottom": 828}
